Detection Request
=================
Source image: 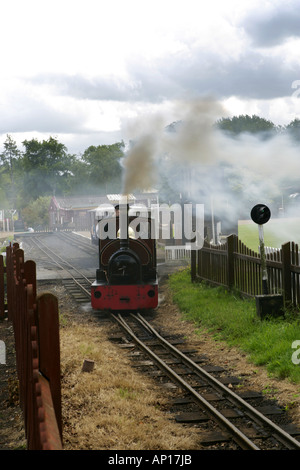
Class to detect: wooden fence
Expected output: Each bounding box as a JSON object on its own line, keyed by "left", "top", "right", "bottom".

{"left": 1, "top": 243, "right": 62, "bottom": 450}
{"left": 191, "top": 234, "right": 300, "bottom": 308}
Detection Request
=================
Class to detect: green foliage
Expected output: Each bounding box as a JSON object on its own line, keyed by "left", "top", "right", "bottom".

{"left": 216, "top": 114, "right": 300, "bottom": 144}
{"left": 0, "top": 135, "right": 21, "bottom": 172}
{"left": 0, "top": 136, "right": 126, "bottom": 218}
{"left": 82, "top": 141, "right": 124, "bottom": 191}
{"left": 20, "top": 137, "right": 76, "bottom": 205}
{"left": 21, "top": 196, "right": 51, "bottom": 228}
{"left": 239, "top": 219, "right": 300, "bottom": 251}
{"left": 0, "top": 135, "right": 22, "bottom": 208}
{"left": 168, "top": 268, "right": 300, "bottom": 383}
{"left": 285, "top": 118, "right": 300, "bottom": 141}
{"left": 216, "top": 114, "right": 276, "bottom": 137}
{"left": 0, "top": 169, "right": 11, "bottom": 208}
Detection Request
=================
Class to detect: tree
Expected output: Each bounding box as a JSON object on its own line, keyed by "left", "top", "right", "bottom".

{"left": 0, "top": 135, "right": 21, "bottom": 208}
{"left": 81, "top": 141, "right": 125, "bottom": 192}
{"left": 216, "top": 115, "right": 276, "bottom": 137}
{"left": 20, "top": 137, "right": 76, "bottom": 205}
{"left": 0, "top": 167, "right": 10, "bottom": 208}
{"left": 21, "top": 196, "right": 51, "bottom": 228}
{"left": 285, "top": 118, "right": 300, "bottom": 141}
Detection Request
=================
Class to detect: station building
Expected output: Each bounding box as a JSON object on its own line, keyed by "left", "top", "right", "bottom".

{"left": 48, "top": 193, "right": 159, "bottom": 232}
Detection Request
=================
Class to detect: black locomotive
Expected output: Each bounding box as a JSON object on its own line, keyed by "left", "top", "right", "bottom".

{"left": 91, "top": 202, "right": 158, "bottom": 311}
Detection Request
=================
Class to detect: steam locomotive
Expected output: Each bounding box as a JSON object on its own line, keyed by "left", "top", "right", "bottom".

{"left": 91, "top": 203, "right": 158, "bottom": 311}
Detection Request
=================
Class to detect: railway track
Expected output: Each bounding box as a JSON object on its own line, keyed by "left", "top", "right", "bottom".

{"left": 110, "top": 313, "right": 300, "bottom": 450}
{"left": 55, "top": 231, "right": 97, "bottom": 255}
{"left": 20, "top": 234, "right": 300, "bottom": 450}
{"left": 28, "top": 235, "right": 93, "bottom": 301}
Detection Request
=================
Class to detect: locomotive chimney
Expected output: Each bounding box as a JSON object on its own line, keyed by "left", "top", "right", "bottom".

{"left": 119, "top": 195, "right": 129, "bottom": 250}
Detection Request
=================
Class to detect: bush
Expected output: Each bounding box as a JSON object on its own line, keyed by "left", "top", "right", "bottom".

{"left": 21, "top": 196, "right": 51, "bottom": 228}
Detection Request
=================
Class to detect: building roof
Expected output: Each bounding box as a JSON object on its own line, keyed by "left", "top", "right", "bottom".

{"left": 51, "top": 196, "right": 109, "bottom": 210}
{"left": 50, "top": 192, "right": 158, "bottom": 211}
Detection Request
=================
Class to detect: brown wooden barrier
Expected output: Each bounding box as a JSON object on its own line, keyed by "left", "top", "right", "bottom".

{"left": 1, "top": 242, "right": 62, "bottom": 450}
{"left": 191, "top": 234, "right": 300, "bottom": 308}
{"left": 0, "top": 253, "right": 5, "bottom": 319}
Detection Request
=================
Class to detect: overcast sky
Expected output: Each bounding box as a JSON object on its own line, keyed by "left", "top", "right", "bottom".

{"left": 1, "top": 0, "right": 300, "bottom": 154}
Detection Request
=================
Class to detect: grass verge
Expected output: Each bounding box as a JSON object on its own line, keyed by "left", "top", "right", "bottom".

{"left": 238, "top": 218, "right": 300, "bottom": 251}
{"left": 168, "top": 268, "right": 300, "bottom": 384}
{"left": 60, "top": 316, "right": 200, "bottom": 450}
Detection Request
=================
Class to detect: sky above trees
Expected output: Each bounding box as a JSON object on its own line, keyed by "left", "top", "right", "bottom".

{"left": 1, "top": 0, "right": 300, "bottom": 154}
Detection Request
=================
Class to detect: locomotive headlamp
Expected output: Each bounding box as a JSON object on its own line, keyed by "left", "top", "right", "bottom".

{"left": 147, "top": 289, "right": 155, "bottom": 298}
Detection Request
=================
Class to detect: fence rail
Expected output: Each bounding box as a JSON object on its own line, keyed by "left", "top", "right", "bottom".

{"left": 191, "top": 234, "right": 300, "bottom": 308}
{"left": 1, "top": 243, "right": 62, "bottom": 450}
{"left": 165, "top": 245, "right": 192, "bottom": 261}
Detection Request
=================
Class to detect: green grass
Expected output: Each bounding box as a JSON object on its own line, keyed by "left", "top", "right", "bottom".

{"left": 238, "top": 218, "right": 300, "bottom": 252}
{"left": 0, "top": 235, "right": 14, "bottom": 254}
{"left": 168, "top": 268, "right": 300, "bottom": 383}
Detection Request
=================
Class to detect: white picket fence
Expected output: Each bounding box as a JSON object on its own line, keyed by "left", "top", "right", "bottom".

{"left": 264, "top": 246, "right": 281, "bottom": 255}
{"left": 165, "top": 245, "right": 191, "bottom": 261}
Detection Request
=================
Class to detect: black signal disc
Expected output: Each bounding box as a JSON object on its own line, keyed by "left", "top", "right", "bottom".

{"left": 250, "top": 204, "right": 271, "bottom": 225}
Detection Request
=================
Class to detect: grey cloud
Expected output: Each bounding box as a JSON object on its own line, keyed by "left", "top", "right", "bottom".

{"left": 28, "top": 15, "right": 300, "bottom": 107}
{"left": 29, "top": 70, "right": 182, "bottom": 104}
{"left": 28, "top": 49, "right": 296, "bottom": 106}
{"left": 173, "top": 51, "right": 297, "bottom": 100}
{"left": 0, "top": 89, "right": 85, "bottom": 135}
{"left": 242, "top": 3, "right": 300, "bottom": 47}
{"left": 61, "top": 129, "right": 123, "bottom": 155}
{"left": 126, "top": 48, "right": 298, "bottom": 101}
{"left": 30, "top": 74, "right": 144, "bottom": 102}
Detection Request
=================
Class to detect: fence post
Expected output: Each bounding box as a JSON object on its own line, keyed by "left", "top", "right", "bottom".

{"left": 226, "top": 234, "right": 235, "bottom": 290}
{"left": 282, "top": 242, "right": 292, "bottom": 306}
{"left": 36, "top": 292, "right": 62, "bottom": 441}
{"left": 191, "top": 249, "right": 196, "bottom": 282}
{"left": 0, "top": 255, "right": 5, "bottom": 319}
{"left": 5, "top": 245, "right": 14, "bottom": 321}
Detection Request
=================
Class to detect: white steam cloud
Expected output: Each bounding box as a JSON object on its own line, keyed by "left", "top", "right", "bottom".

{"left": 121, "top": 97, "right": 300, "bottom": 233}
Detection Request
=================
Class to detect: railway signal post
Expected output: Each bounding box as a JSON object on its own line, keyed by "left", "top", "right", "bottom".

{"left": 250, "top": 204, "right": 283, "bottom": 319}
{"left": 250, "top": 204, "right": 271, "bottom": 295}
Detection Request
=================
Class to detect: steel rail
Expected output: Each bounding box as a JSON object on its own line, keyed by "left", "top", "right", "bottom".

{"left": 25, "top": 235, "right": 300, "bottom": 449}
{"left": 30, "top": 237, "right": 91, "bottom": 297}
{"left": 55, "top": 231, "right": 97, "bottom": 252}
{"left": 132, "top": 313, "right": 300, "bottom": 450}
{"left": 111, "top": 312, "right": 261, "bottom": 450}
